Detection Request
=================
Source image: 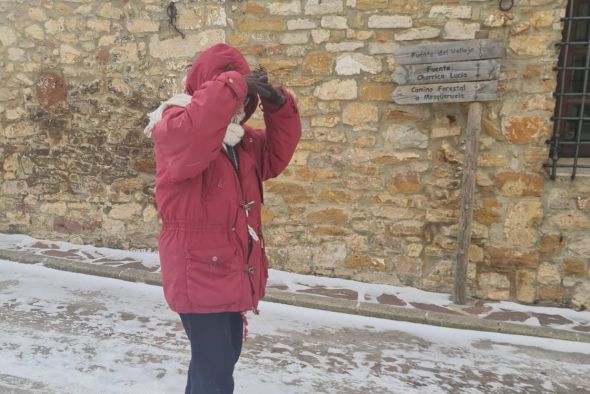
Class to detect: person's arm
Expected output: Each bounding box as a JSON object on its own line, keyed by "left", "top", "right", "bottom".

{"left": 249, "top": 87, "right": 302, "bottom": 181}
{"left": 153, "top": 71, "right": 247, "bottom": 183}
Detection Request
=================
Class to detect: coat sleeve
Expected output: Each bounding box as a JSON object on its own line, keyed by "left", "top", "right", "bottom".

{"left": 153, "top": 71, "right": 247, "bottom": 183}
{"left": 248, "top": 87, "right": 302, "bottom": 181}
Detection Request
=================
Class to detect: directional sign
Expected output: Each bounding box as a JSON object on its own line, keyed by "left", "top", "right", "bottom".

{"left": 392, "top": 59, "right": 501, "bottom": 85}
{"left": 394, "top": 39, "right": 504, "bottom": 65}
{"left": 392, "top": 81, "right": 498, "bottom": 105}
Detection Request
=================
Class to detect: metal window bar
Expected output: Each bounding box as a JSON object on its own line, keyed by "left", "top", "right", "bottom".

{"left": 546, "top": 0, "right": 590, "bottom": 179}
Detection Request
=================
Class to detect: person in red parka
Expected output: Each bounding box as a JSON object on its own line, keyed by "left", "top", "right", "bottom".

{"left": 144, "top": 43, "right": 301, "bottom": 393}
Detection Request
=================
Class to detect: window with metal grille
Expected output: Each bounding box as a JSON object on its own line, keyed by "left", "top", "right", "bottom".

{"left": 546, "top": 0, "right": 590, "bottom": 179}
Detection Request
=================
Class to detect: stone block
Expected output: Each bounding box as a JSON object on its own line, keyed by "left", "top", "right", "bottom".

{"left": 562, "top": 258, "right": 587, "bottom": 278}
{"left": 3, "top": 122, "right": 36, "bottom": 139}
{"left": 60, "top": 44, "right": 81, "bottom": 64}
{"left": 40, "top": 202, "right": 67, "bottom": 216}
{"left": 311, "top": 29, "right": 331, "bottom": 44}
{"left": 345, "top": 255, "right": 388, "bottom": 271}
{"left": 387, "top": 220, "right": 424, "bottom": 236}
{"left": 389, "top": 172, "right": 423, "bottom": 194}
{"left": 25, "top": 24, "right": 45, "bottom": 40}
{"left": 342, "top": 103, "right": 378, "bottom": 126}
{"left": 538, "top": 262, "right": 562, "bottom": 286}
{"left": 478, "top": 153, "right": 509, "bottom": 167}
{"left": 485, "top": 246, "right": 540, "bottom": 269}
{"left": 395, "top": 27, "right": 440, "bottom": 41}
{"left": 429, "top": 6, "right": 472, "bottom": 19}
{"left": 484, "top": 10, "right": 515, "bottom": 27}
{"left": 326, "top": 41, "right": 365, "bottom": 52}
{"left": 566, "top": 237, "right": 590, "bottom": 258}
{"left": 268, "top": 2, "right": 301, "bottom": 15}
{"left": 550, "top": 211, "right": 590, "bottom": 230}
{"left": 307, "top": 209, "right": 348, "bottom": 225}
{"left": 443, "top": 20, "right": 480, "bottom": 40}
{"left": 96, "top": 3, "right": 123, "bottom": 19}
{"left": 52, "top": 217, "right": 83, "bottom": 234}
{"left": 288, "top": 19, "right": 317, "bottom": 30}
{"left": 321, "top": 16, "right": 348, "bottom": 29}
{"left": 478, "top": 272, "right": 510, "bottom": 300}
{"left": 540, "top": 234, "right": 563, "bottom": 256}
{"left": 502, "top": 115, "right": 552, "bottom": 144}
{"left": 111, "top": 178, "right": 145, "bottom": 194}
{"left": 355, "top": 0, "right": 389, "bottom": 9}
{"left": 469, "top": 244, "right": 484, "bottom": 263}
{"left": 109, "top": 203, "right": 143, "bottom": 220}
{"left": 206, "top": 6, "right": 226, "bottom": 26}
{"left": 237, "top": 17, "right": 285, "bottom": 32}
{"left": 508, "top": 34, "right": 556, "bottom": 56}
{"left": 244, "top": 3, "right": 266, "bottom": 17}
{"left": 504, "top": 201, "right": 542, "bottom": 248}
{"left": 577, "top": 197, "right": 590, "bottom": 211}
{"left": 368, "top": 42, "right": 399, "bottom": 54}
{"left": 258, "top": 59, "right": 299, "bottom": 77}
{"left": 359, "top": 82, "right": 393, "bottom": 101}
{"left": 368, "top": 15, "right": 412, "bottom": 29}
{"left": 495, "top": 172, "right": 545, "bottom": 197}
{"left": 127, "top": 20, "right": 159, "bottom": 34}
{"left": 385, "top": 125, "right": 428, "bottom": 149}
{"left": 279, "top": 32, "right": 309, "bottom": 45}
{"left": 431, "top": 124, "right": 461, "bottom": 138}
{"left": 572, "top": 282, "right": 590, "bottom": 310}
{"left": 313, "top": 79, "right": 357, "bottom": 100}
{"left": 546, "top": 188, "right": 575, "bottom": 210}
{"left": 538, "top": 285, "right": 564, "bottom": 304}
{"left": 474, "top": 208, "right": 501, "bottom": 225}
{"left": 0, "top": 26, "right": 16, "bottom": 46}
{"left": 28, "top": 7, "right": 48, "bottom": 22}
{"left": 305, "top": 0, "right": 344, "bottom": 15}
{"left": 516, "top": 270, "right": 536, "bottom": 303}
{"left": 302, "top": 52, "right": 333, "bottom": 75}
{"left": 148, "top": 30, "right": 225, "bottom": 59}
{"left": 266, "top": 182, "right": 307, "bottom": 195}
{"left": 335, "top": 53, "right": 382, "bottom": 75}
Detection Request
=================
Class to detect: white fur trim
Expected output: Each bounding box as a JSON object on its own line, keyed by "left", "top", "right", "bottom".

{"left": 144, "top": 94, "right": 246, "bottom": 148}
{"left": 224, "top": 123, "right": 244, "bottom": 147}
{"left": 143, "top": 93, "right": 192, "bottom": 137}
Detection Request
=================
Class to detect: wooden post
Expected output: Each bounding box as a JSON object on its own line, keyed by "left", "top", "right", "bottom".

{"left": 453, "top": 102, "right": 482, "bottom": 305}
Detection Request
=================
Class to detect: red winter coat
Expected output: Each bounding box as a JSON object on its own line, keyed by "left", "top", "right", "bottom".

{"left": 152, "top": 44, "right": 301, "bottom": 314}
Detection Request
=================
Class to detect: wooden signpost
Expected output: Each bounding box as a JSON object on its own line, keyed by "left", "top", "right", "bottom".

{"left": 392, "top": 59, "right": 501, "bottom": 85}
{"left": 391, "top": 39, "right": 504, "bottom": 305}
{"left": 392, "top": 39, "right": 503, "bottom": 105}
{"left": 394, "top": 39, "right": 504, "bottom": 65}
{"left": 392, "top": 81, "right": 498, "bottom": 105}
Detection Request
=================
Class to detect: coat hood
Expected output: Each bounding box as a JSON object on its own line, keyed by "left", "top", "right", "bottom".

{"left": 185, "top": 43, "right": 258, "bottom": 122}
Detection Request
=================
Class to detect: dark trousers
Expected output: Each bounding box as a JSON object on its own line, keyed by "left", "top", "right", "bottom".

{"left": 179, "top": 312, "right": 243, "bottom": 394}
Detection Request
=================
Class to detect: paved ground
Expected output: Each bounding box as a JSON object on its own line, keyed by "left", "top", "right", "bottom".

{"left": 1, "top": 261, "right": 589, "bottom": 394}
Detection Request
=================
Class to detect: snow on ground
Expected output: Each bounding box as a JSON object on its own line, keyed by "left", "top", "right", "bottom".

{"left": 1, "top": 260, "right": 589, "bottom": 394}
{"left": 0, "top": 234, "right": 590, "bottom": 330}
{"left": 0, "top": 233, "right": 161, "bottom": 270}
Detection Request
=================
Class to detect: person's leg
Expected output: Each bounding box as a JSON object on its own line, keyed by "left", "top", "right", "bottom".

{"left": 179, "top": 312, "right": 243, "bottom": 394}
{"left": 230, "top": 313, "right": 244, "bottom": 364}
{"left": 179, "top": 314, "right": 193, "bottom": 394}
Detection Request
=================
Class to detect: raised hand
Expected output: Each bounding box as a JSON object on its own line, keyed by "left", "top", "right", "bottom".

{"left": 246, "top": 76, "right": 284, "bottom": 107}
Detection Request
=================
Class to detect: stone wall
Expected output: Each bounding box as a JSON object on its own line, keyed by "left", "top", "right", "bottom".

{"left": 1, "top": 0, "right": 588, "bottom": 309}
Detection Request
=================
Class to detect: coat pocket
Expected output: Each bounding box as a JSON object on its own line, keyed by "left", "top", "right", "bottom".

{"left": 185, "top": 246, "right": 243, "bottom": 307}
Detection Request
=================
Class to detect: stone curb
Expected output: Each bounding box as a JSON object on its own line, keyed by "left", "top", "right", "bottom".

{"left": 2, "top": 248, "right": 590, "bottom": 344}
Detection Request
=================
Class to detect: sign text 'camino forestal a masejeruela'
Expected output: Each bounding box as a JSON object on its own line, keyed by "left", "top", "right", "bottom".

{"left": 391, "top": 39, "right": 504, "bottom": 105}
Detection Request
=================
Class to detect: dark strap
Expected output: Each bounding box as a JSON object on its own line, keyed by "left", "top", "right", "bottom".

{"left": 225, "top": 144, "right": 239, "bottom": 171}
